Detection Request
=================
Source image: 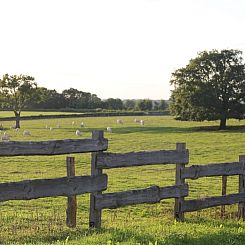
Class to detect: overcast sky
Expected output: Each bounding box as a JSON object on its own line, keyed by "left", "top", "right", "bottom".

{"left": 0, "top": 0, "right": 245, "bottom": 100}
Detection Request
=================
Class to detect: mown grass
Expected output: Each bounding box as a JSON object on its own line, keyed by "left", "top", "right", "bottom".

{"left": 0, "top": 115, "right": 245, "bottom": 244}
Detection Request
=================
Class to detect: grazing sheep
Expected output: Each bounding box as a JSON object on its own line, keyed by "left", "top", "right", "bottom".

{"left": 134, "top": 119, "right": 140, "bottom": 123}
{"left": 45, "top": 125, "right": 48, "bottom": 129}
{"left": 80, "top": 122, "right": 84, "bottom": 127}
{"left": 140, "top": 120, "right": 144, "bottom": 126}
{"left": 15, "top": 128, "right": 19, "bottom": 132}
{"left": 72, "top": 121, "right": 75, "bottom": 126}
{"left": 49, "top": 127, "right": 53, "bottom": 131}
{"left": 10, "top": 125, "right": 16, "bottom": 129}
{"left": 1, "top": 132, "right": 10, "bottom": 141}
{"left": 107, "top": 127, "right": 112, "bottom": 133}
{"left": 23, "top": 130, "right": 31, "bottom": 136}
{"left": 116, "top": 119, "right": 123, "bottom": 124}
{"left": 75, "top": 130, "right": 82, "bottom": 136}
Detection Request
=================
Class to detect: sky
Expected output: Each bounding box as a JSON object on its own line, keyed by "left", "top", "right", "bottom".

{"left": 0, "top": 0, "right": 245, "bottom": 100}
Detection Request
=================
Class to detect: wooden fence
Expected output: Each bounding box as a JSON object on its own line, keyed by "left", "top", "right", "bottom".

{"left": 0, "top": 130, "right": 244, "bottom": 229}
{"left": 89, "top": 141, "right": 189, "bottom": 228}
{"left": 178, "top": 155, "right": 245, "bottom": 221}
{"left": 0, "top": 130, "right": 108, "bottom": 227}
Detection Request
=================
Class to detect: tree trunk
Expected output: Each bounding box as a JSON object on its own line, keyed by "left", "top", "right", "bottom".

{"left": 14, "top": 112, "right": 21, "bottom": 129}
{"left": 219, "top": 113, "right": 227, "bottom": 130}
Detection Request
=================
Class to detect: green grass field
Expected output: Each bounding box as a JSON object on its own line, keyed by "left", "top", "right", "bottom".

{"left": 0, "top": 115, "right": 245, "bottom": 245}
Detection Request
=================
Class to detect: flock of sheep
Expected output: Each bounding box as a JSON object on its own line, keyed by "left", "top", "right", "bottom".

{"left": 0, "top": 118, "right": 145, "bottom": 141}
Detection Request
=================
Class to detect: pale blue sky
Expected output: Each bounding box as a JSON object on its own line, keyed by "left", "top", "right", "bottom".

{"left": 0, "top": 0, "right": 245, "bottom": 99}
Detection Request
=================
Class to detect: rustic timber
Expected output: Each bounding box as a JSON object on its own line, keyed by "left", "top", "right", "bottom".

{"left": 0, "top": 175, "right": 107, "bottom": 202}
{"left": 96, "top": 149, "right": 189, "bottom": 169}
{"left": 174, "top": 143, "right": 187, "bottom": 221}
{"left": 95, "top": 184, "right": 188, "bottom": 210}
{"left": 0, "top": 137, "right": 108, "bottom": 156}
{"left": 221, "top": 175, "right": 227, "bottom": 218}
{"left": 182, "top": 161, "right": 242, "bottom": 179}
{"left": 66, "top": 156, "right": 77, "bottom": 228}
{"left": 89, "top": 131, "right": 105, "bottom": 228}
{"left": 183, "top": 192, "right": 245, "bottom": 212}
{"left": 238, "top": 155, "right": 245, "bottom": 220}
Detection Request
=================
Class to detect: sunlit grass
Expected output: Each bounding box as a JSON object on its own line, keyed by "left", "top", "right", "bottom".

{"left": 0, "top": 115, "right": 244, "bottom": 244}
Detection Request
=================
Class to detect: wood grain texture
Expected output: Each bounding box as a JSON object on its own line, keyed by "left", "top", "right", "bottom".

{"left": 66, "top": 156, "right": 77, "bottom": 228}
{"left": 182, "top": 162, "right": 243, "bottom": 179}
{"left": 238, "top": 155, "right": 245, "bottom": 220}
{"left": 221, "top": 175, "right": 227, "bottom": 218}
{"left": 182, "top": 192, "right": 245, "bottom": 212}
{"left": 96, "top": 150, "right": 189, "bottom": 169}
{"left": 0, "top": 138, "right": 108, "bottom": 156}
{"left": 94, "top": 184, "right": 188, "bottom": 210}
{"left": 174, "top": 143, "right": 187, "bottom": 221}
{"left": 89, "top": 132, "right": 105, "bottom": 229}
{"left": 0, "top": 174, "right": 107, "bottom": 202}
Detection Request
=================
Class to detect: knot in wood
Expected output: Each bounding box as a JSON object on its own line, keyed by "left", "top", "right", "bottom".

{"left": 192, "top": 165, "right": 200, "bottom": 180}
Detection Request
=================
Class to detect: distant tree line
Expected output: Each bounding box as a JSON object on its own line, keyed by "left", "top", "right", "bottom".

{"left": 0, "top": 83, "right": 168, "bottom": 112}
{"left": 26, "top": 87, "right": 168, "bottom": 111}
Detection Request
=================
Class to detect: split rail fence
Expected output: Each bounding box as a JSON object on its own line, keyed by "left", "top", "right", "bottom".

{"left": 0, "top": 130, "right": 244, "bottom": 229}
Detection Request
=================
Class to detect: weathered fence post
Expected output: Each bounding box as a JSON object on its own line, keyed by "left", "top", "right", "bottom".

{"left": 66, "top": 156, "right": 77, "bottom": 228}
{"left": 221, "top": 175, "right": 227, "bottom": 218}
{"left": 238, "top": 155, "right": 245, "bottom": 220}
{"left": 174, "top": 143, "right": 187, "bottom": 221}
{"left": 89, "top": 130, "right": 105, "bottom": 228}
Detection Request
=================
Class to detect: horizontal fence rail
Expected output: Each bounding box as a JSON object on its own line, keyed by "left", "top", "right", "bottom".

{"left": 96, "top": 149, "right": 189, "bottom": 169}
{"left": 182, "top": 162, "right": 243, "bottom": 179}
{"left": 183, "top": 192, "right": 245, "bottom": 212}
{"left": 0, "top": 138, "right": 108, "bottom": 156}
{"left": 95, "top": 184, "right": 188, "bottom": 210}
{"left": 0, "top": 175, "right": 108, "bottom": 201}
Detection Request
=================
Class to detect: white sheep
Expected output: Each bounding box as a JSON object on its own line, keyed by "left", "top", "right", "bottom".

{"left": 72, "top": 121, "right": 75, "bottom": 126}
{"left": 75, "top": 130, "right": 82, "bottom": 136}
{"left": 23, "top": 130, "right": 31, "bottom": 136}
{"left": 134, "top": 119, "right": 140, "bottom": 123}
{"left": 116, "top": 119, "right": 123, "bottom": 124}
{"left": 45, "top": 125, "right": 48, "bottom": 129}
{"left": 107, "top": 127, "right": 112, "bottom": 133}
{"left": 140, "top": 120, "right": 144, "bottom": 126}
{"left": 1, "top": 132, "right": 10, "bottom": 141}
{"left": 49, "top": 127, "right": 53, "bottom": 131}
{"left": 80, "top": 122, "right": 84, "bottom": 127}
{"left": 15, "top": 128, "right": 19, "bottom": 132}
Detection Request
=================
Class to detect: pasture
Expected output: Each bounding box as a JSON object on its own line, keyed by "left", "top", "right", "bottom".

{"left": 0, "top": 115, "right": 245, "bottom": 244}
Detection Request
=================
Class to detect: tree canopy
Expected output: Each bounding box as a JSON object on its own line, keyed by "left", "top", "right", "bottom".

{"left": 0, "top": 74, "right": 37, "bottom": 128}
{"left": 170, "top": 49, "right": 245, "bottom": 129}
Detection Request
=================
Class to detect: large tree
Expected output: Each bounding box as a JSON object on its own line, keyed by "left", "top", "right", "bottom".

{"left": 170, "top": 49, "right": 245, "bottom": 129}
{"left": 0, "top": 74, "right": 37, "bottom": 128}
